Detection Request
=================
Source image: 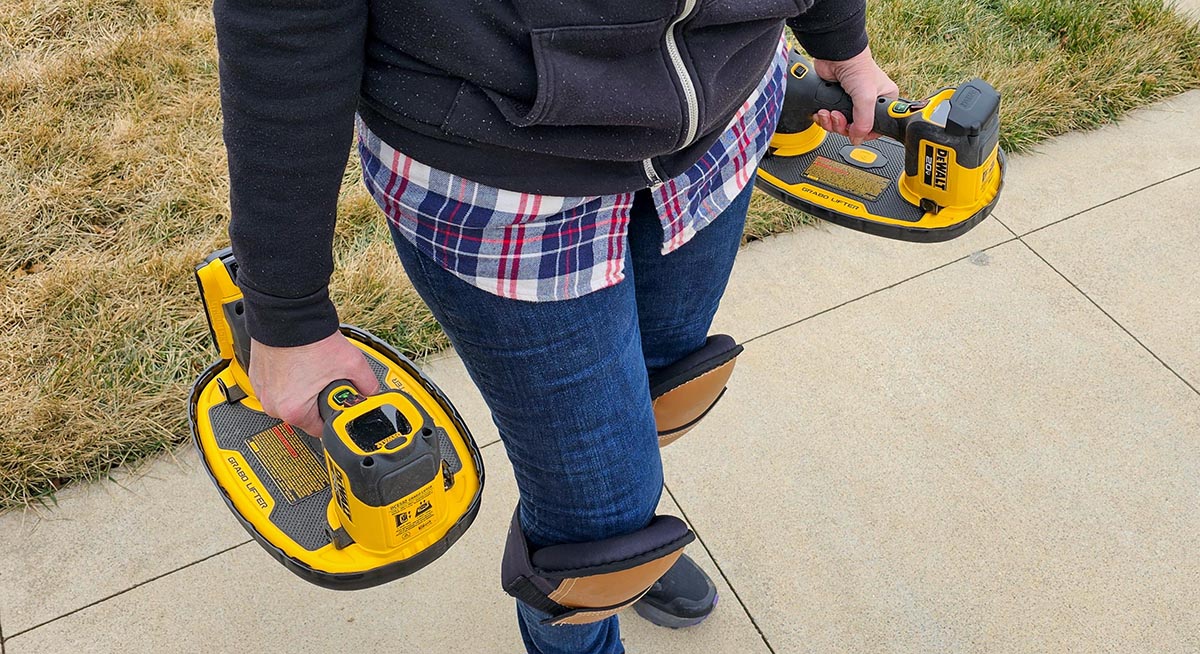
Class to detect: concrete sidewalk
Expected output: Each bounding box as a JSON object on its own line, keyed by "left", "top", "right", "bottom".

{"left": 4, "top": 91, "right": 1199, "bottom": 654}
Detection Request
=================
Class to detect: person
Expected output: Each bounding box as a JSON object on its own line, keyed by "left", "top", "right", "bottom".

{"left": 213, "top": 1, "right": 897, "bottom": 652}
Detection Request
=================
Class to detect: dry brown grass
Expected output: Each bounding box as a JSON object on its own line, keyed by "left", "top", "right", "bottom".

{"left": 2, "top": 0, "right": 1198, "bottom": 509}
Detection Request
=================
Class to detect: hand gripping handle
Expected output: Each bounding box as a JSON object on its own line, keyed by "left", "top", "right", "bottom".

{"left": 776, "top": 48, "right": 907, "bottom": 141}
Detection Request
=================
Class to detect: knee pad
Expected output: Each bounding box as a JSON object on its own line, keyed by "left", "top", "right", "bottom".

{"left": 501, "top": 509, "right": 694, "bottom": 626}
{"left": 650, "top": 334, "right": 743, "bottom": 447}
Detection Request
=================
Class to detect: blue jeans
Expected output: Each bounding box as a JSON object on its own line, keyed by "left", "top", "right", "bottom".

{"left": 388, "top": 183, "right": 753, "bottom": 654}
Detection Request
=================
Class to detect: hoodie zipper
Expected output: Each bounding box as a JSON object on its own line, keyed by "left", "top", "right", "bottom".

{"left": 643, "top": 0, "right": 699, "bottom": 186}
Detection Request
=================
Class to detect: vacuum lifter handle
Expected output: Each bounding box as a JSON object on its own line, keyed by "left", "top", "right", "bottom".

{"left": 776, "top": 48, "right": 908, "bottom": 142}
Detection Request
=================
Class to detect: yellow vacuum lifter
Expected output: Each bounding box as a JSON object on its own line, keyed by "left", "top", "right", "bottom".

{"left": 188, "top": 248, "right": 484, "bottom": 590}
{"left": 758, "top": 48, "right": 1005, "bottom": 241}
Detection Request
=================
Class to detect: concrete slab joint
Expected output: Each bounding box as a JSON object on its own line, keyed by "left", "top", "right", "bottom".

{"left": 6, "top": 90, "right": 1200, "bottom": 653}
{"left": 4, "top": 445, "right": 774, "bottom": 654}
{"left": 1019, "top": 168, "right": 1200, "bottom": 393}
{"left": 662, "top": 241, "right": 1200, "bottom": 653}
{"left": 995, "top": 91, "right": 1200, "bottom": 235}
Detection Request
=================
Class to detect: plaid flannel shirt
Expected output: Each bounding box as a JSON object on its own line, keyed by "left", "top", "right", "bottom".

{"left": 358, "top": 37, "right": 786, "bottom": 302}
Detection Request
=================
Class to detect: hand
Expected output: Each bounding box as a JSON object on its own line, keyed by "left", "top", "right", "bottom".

{"left": 812, "top": 46, "right": 900, "bottom": 145}
{"left": 248, "top": 331, "right": 380, "bottom": 437}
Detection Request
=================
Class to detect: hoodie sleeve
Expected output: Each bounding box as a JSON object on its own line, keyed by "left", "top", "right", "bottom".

{"left": 787, "top": 0, "right": 869, "bottom": 62}
{"left": 214, "top": 0, "right": 367, "bottom": 346}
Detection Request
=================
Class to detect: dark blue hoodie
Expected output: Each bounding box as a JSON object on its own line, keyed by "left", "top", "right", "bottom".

{"left": 214, "top": 0, "right": 868, "bottom": 345}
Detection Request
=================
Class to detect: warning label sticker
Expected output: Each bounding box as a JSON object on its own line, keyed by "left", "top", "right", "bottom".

{"left": 389, "top": 484, "right": 438, "bottom": 542}
{"left": 246, "top": 424, "right": 327, "bottom": 504}
{"left": 802, "top": 156, "right": 890, "bottom": 201}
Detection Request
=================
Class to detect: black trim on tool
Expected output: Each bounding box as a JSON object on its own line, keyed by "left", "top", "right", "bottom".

{"left": 758, "top": 149, "right": 1007, "bottom": 243}
{"left": 188, "top": 324, "right": 486, "bottom": 591}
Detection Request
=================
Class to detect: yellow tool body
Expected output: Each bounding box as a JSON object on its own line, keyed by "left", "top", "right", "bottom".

{"left": 758, "top": 48, "right": 1005, "bottom": 242}
{"left": 189, "top": 248, "right": 483, "bottom": 590}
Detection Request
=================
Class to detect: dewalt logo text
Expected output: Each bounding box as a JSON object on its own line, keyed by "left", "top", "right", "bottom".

{"left": 923, "top": 145, "right": 951, "bottom": 191}
{"left": 933, "top": 147, "right": 949, "bottom": 191}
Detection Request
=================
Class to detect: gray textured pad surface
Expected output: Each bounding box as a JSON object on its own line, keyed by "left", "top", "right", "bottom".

{"left": 759, "top": 135, "right": 924, "bottom": 223}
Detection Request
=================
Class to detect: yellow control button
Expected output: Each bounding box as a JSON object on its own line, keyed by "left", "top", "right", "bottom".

{"left": 848, "top": 148, "right": 878, "bottom": 165}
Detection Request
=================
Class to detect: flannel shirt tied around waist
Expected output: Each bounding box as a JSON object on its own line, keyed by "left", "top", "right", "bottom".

{"left": 357, "top": 35, "right": 786, "bottom": 302}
